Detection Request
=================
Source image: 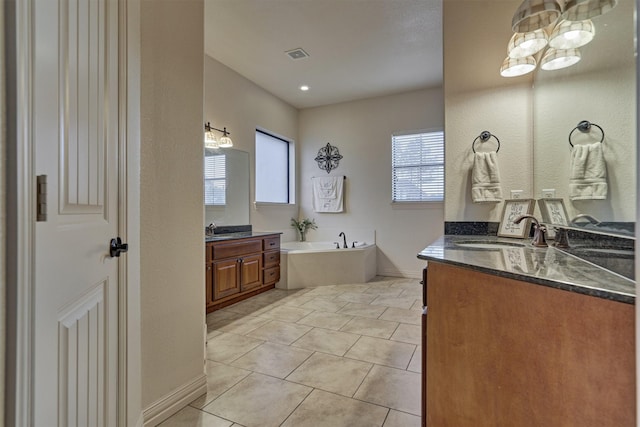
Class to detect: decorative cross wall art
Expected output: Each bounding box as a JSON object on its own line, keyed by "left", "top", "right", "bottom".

{"left": 314, "top": 143, "right": 343, "bottom": 174}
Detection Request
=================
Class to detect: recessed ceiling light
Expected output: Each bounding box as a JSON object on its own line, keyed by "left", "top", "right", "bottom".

{"left": 300, "top": 85, "right": 310, "bottom": 91}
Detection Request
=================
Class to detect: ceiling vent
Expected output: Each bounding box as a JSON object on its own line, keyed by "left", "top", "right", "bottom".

{"left": 285, "top": 48, "right": 310, "bottom": 60}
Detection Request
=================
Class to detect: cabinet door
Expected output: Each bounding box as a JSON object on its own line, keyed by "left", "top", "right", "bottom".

{"left": 240, "top": 254, "right": 263, "bottom": 292}
{"left": 213, "top": 258, "right": 241, "bottom": 299}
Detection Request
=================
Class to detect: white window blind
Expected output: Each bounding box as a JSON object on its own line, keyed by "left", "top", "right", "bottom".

{"left": 392, "top": 130, "right": 444, "bottom": 202}
{"left": 204, "top": 154, "right": 226, "bottom": 205}
{"left": 255, "top": 130, "right": 291, "bottom": 203}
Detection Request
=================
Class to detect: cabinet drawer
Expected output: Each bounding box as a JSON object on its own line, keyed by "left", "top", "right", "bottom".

{"left": 263, "top": 266, "right": 280, "bottom": 285}
{"left": 263, "top": 250, "right": 280, "bottom": 268}
{"left": 263, "top": 236, "right": 280, "bottom": 251}
{"left": 212, "top": 239, "right": 262, "bottom": 260}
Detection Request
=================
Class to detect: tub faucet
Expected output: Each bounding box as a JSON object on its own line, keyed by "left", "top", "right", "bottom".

{"left": 338, "top": 232, "right": 347, "bottom": 248}
{"left": 514, "top": 215, "right": 548, "bottom": 247}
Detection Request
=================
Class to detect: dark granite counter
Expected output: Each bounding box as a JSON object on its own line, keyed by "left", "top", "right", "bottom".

{"left": 418, "top": 235, "right": 635, "bottom": 304}
{"left": 205, "top": 231, "right": 282, "bottom": 243}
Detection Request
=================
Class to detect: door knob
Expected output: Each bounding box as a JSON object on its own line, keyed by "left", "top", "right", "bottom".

{"left": 110, "top": 237, "right": 129, "bottom": 257}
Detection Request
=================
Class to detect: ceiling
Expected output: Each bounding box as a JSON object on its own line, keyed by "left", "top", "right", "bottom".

{"left": 204, "top": 0, "right": 443, "bottom": 109}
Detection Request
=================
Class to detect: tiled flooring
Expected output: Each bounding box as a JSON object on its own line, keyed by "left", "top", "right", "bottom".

{"left": 159, "top": 277, "right": 423, "bottom": 427}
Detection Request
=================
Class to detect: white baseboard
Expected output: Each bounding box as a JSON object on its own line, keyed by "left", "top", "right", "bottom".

{"left": 377, "top": 267, "right": 422, "bottom": 279}
{"left": 142, "top": 373, "right": 207, "bottom": 427}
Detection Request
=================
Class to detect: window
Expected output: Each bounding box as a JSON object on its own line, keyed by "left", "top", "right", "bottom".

{"left": 392, "top": 130, "right": 444, "bottom": 202}
{"left": 204, "top": 154, "right": 226, "bottom": 205}
{"left": 255, "top": 130, "right": 293, "bottom": 203}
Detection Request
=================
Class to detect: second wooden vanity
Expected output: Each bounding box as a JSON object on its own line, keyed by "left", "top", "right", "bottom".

{"left": 206, "top": 232, "right": 281, "bottom": 313}
{"left": 419, "top": 236, "right": 635, "bottom": 426}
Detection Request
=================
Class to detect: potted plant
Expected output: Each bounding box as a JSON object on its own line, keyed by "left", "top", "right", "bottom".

{"left": 290, "top": 218, "right": 317, "bottom": 242}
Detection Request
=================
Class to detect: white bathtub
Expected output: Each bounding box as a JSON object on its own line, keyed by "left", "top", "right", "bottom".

{"left": 278, "top": 241, "right": 377, "bottom": 289}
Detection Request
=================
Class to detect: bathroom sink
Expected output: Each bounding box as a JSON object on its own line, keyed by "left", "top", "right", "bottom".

{"left": 453, "top": 240, "right": 526, "bottom": 250}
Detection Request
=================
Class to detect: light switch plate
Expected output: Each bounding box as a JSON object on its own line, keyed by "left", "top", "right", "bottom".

{"left": 510, "top": 190, "right": 523, "bottom": 199}
{"left": 542, "top": 189, "right": 556, "bottom": 198}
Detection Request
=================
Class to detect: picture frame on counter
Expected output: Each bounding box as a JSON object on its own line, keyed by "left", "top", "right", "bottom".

{"left": 538, "top": 198, "right": 569, "bottom": 226}
{"left": 497, "top": 198, "right": 535, "bottom": 238}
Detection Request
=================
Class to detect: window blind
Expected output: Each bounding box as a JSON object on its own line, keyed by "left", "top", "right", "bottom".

{"left": 204, "top": 154, "right": 226, "bottom": 205}
{"left": 392, "top": 130, "right": 444, "bottom": 202}
{"left": 255, "top": 130, "right": 290, "bottom": 203}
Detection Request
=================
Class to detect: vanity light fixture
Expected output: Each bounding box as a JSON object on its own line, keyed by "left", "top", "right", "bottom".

{"left": 512, "top": 0, "right": 562, "bottom": 33}
{"left": 549, "top": 19, "right": 595, "bottom": 49}
{"left": 500, "top": 56, "right": 537, "bottom": 77}
{"left": 540, "top": 48, "right": 582, "bottom": 70}
{"left": 204, "top": 122, "right": 233, "bottom": 148}
{"left": 562, "top": 0, "right": 617, "bottom": 21}
{"left": 508, "top": 29, "right": 549, "bottom": 58}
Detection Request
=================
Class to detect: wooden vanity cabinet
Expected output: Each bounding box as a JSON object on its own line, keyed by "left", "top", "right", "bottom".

{"left": 206, "top": 234, "right": 280, "bottom": 312}
{"left": 263, "top": 236, "right": 281, "bottom": 285}
{"left": 423, "top": 261, "right": 635, "bottom": 427}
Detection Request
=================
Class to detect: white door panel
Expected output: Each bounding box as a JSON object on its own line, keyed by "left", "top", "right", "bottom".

{"left": 33, "top": 0, "right": 120, "bottom": 425}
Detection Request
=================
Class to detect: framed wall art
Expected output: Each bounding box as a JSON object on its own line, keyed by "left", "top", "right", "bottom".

{"left": 497, "top": 199, "right": 535, "bottom": 238}
{"left": 538, "top": 198, "right": 569, "bottom": 226}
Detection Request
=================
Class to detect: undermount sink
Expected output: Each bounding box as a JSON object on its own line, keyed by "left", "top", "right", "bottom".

{"left": 453, "top": 240, "right": 526, "bottom": 250}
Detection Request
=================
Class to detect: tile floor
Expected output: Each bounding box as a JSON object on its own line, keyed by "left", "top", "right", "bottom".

{"left": 159, "top": 276, "right": 423, "bottom": 427}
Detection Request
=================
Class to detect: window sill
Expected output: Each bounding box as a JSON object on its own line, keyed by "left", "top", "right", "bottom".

{"left": 254, "top": 201, "right": 297, "bottom": 209}
{"left": 391, "top": 201, "right": 444, "bottom": 210}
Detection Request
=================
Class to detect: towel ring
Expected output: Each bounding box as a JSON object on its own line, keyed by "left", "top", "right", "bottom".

{"left": 472, "top": 131, "right": 500, "bottom": 153}
{"left": 569, "top": 120, "right": 605, "bottom": 147}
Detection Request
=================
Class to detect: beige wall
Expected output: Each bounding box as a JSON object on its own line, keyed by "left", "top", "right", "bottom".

{"left": 299, "top": 89, "right": 445, "bottom": 278}
{"left": 443, "top": 0, "right": 533, "bottom": 222}
{"left": 444, "top": 85, "right": 533, "bottom": 222}
{"left": 204, "top": 55, "right": 299, "bottom": 239}
{"left": 140, "top": 0, "right": 205, "bottom": 410}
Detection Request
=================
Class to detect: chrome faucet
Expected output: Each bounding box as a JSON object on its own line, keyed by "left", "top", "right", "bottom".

{"left": 514, "top": 215, "right": 548, "bottom": 247}
{"left": 338, "top": 232, "right": 347, "bottom": 248}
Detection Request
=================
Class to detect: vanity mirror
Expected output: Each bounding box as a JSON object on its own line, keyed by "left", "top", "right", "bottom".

{"left": 532, "top": 0, "right": 636, "bottom": 238}
{"left": 204, "top": 147, "right": 250, "bottom": 226}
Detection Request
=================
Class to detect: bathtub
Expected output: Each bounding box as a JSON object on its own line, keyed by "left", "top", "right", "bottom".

{"left": 277, "top": 241, "right": 377, "bottom": 289}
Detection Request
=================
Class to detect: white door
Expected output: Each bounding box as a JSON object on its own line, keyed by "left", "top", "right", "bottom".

{"left": 33, "top": 0, "right": 121, "bottom": 425}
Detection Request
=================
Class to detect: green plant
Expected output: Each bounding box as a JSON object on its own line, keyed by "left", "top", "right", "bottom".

{"left": 290, "top": 218, "right": 317, "bottom": 241}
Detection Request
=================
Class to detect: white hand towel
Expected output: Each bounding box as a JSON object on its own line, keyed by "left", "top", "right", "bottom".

{"left": 312, "top": 176, "right": 344, "bottom": 212}
{"left": 569, "top": 142, "right": 607, "bottom": 200}
{"left": 471, "top": 151, "right": 503, "bottom": 203}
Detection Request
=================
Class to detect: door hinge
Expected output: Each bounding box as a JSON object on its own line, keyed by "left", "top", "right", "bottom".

{"left": 36, "top": 175, "right": 47, "bottom": 222}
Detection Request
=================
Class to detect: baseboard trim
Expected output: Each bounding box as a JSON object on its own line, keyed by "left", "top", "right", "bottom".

{"left": 142, "top": 373, "right": 207, "bottom": 427}
{"left": 377, "top": 268, "right": 422, "bottom": 279}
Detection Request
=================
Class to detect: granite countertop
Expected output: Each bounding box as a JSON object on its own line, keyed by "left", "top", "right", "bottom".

{"left": 205, "top": 231, "right": 282, "bottom": 243}
{"left": 418, "top": 235, "right": 635, "bottom": 304}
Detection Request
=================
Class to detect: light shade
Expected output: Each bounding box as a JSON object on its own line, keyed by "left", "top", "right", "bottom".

{"left": 218, "top": 135, "right": 233, "bottom": 148}
{"left": 562, "top": 0, "right": 617, "bottom": 21}
{"left": 540, "top": 48, "right": 582, "bottom": 70}
{"left": 549, "top": 20, "right": 595, "bottom": 49}
{"left": 512, "top": 0, "right": 562, "bottom": 32}
{"left": 508, "top": 29, "right": 549, "bottom": 58}
{"left": 500, "top": 56, "right": 537, "bottom": 77}
{"left": 204, "top": 129, "right": 218, "bottom": 149}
